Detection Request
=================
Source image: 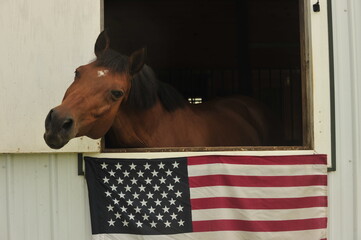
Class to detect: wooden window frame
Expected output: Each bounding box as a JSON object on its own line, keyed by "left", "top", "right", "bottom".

{"left": 97, "top": 0, "right": 334, "bottom": 169}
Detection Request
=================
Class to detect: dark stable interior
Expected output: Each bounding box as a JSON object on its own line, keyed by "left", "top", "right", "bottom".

{"left": 104, "top": 0, "right": 302, "bottom": 148}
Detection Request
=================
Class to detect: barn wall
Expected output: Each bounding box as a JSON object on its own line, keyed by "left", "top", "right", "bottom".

{"left": 0, "top": 0, "right": 101, "bottom": 153}
{"left": 0, "top": 154, "right": 91, "bottom": 240}
{"left": 328, "top": 0, "right": 361, "bottom": 239}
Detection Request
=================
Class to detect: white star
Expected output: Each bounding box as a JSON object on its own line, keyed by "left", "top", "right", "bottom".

{"left": 117, "top": 177, "right": 124, "bottom": 184}
{"left": 130, "top": 163, "right": 137, "bottom": 170}
{"left": 105, "top": 191, "right": 111, "bottom": 197}
{"left": 110, "top": 184, "right": 117, "bottom": 191}
{"left": 142, "top": 213, "right": 150, "bottom": 221}
{"left": 128, "top": 213, "right": 135, "bottom": 220}
{"left": 177, "top": 205, "right": 184, "bottom": 212}
{"left": 125, "top": 185, "right": 132, "bottom": 192}
{"left": 145, "top": 177, "right": 152, "bottom": 184}
{"left": 146, "top": 192, "right": 154, "bottom": 199}
{"left": 158, "top": 162, "right": 165, "bottom": 169}
{"left": 103, "top": 176, "right": 110, "bottom": 183}
{"left": 139, "top": 185, "right": 146, "bottom": 192}
{"left": 108, "top": 219, "right": 115, "bottom": 226}
{"left": 170, "top": 212, "right": 177, "bottom": 220}
{"left": 178, "top": 219, "right": 185, "bottom": 226}
{"left": 108, "top": 169, "right": 115, "bottom": 177}
{"left": 172, "top": 161, "right": 179, "bottom": 168}
{"left": 156, "top": 213, "right": 163, "bottom": 220}
{"left": 161, "top": 191, "right": 168, "bottom": 198}
{"left": 122, "top": 219, "right": 129, "bottom": 227}
{"left": 166, "top": 169, "right": 173, "bottom": 176}
{"left": 162, "top": 206, "right": 170, "bottom": 213}
{"left": 169, "top": 198, "right": 176, "bottom": 205}
{"left": 132, "top": 192, "right": 140, "bottom": 199}
{"left": 130, "top": 178, "right": 138, "bottom": 185}
{"left": 97, "top": 70, "right": 108, "bottom": 77}
{"left": 159, "top": 177, "right": 166, "bottom": 184}
{"left": 118, "top": 192, "right": 125, "bottom": 198}
{"left": 150, "top": 221, "right": 157, "bottom": 228}
{"left": 140, "top": 199, "right": 148, "bottom": 206}
{"left": 137, "top": 170, "right": 144, "bottom": 177}
{"left": 113, "top": 198, "right": 119, "bottom": 205}
{"left": 173, "top": 176, "right": 180, "bottom": 183}
{"left": 164, "top": 220, "right": 171, "bottom": 227}
{"left": 151, "top": 170, "right": 159, "bottom": 177}
{"left": 115, "top": 163, "right": 122, "bottom": 170}
{"left": 107, "top": 205, "right": 114, "bottom": 211}
{"left": 144, "top": 162, "right": 151, "bottom": 170}
{"left": 115, "top": 212, "right": 121, "bottom": 219}
{"left": 153, "top": 184, "right": 160, "bottom": 191}
{"left": 154, "top": 198, "right": 162, "bottom": 206}
{"left": 167, "top": 184, "right": 174, "bottom": 191}
{"left": 120, "top": 206, "right": 127, "bottom": 212}
{"left": 126, "top": 199, "right": 133, "bottom": 206}
{"left": 134, "top": 206, "right": 142, "bottom": 213}
{"left": 175, "top": 190, "right": 182, "bottom": 197}
{"left": 123, "top": 170, "right": 130, "bottom": 177}
{"left": 101, "top": 162, "right": 108, "bottom": 169}
{"left": 149, "top": 206, "right": 156, "bottom": 213}
{"left": 136, "top": 220, "right": 143, "bottom": 228}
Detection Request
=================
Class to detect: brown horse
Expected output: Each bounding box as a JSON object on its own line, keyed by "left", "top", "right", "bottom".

{"left": 44, "top": 31, "right": 275, "bottom": 149}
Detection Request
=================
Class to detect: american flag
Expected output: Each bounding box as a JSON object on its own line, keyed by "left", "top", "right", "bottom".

{"left": 85, "top": 155, "right": 327, "bottom": 240}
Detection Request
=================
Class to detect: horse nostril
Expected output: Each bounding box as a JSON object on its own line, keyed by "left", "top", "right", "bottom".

{"left": 45, "top": 109, "right": 55, "bottom": 129}
{"left": 62, "top": 118, "right": 74, "bottom": 131}
{"left": 47, "top": 110, "right": 54, "bottom": 122}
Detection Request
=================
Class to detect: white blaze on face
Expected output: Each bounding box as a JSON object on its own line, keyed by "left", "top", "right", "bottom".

{"left": 97, "top": 70, "right": 109, "bottom": 77}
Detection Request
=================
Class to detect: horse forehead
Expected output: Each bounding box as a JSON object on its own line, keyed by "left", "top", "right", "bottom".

{"left": 97, "top": 69, "right": 109, "bottom": 77}
{"left": 79, "top": 62, "right": 109, "bottom": 78}
{"left": 79, "top": 64, "right": 129, "bottom": 85}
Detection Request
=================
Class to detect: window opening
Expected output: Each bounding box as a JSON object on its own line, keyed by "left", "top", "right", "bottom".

{"left": 103, "top": 0, "right": 306, "bottom": 150}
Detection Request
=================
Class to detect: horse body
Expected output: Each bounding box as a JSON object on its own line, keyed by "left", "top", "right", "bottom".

{"left": 106, "top": 95, "right": 270, "bottom": 148}
{"left": 44, "top": 31, "right": 274, "bottom": 149}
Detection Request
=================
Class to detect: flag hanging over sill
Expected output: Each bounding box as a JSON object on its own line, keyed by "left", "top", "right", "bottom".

{"left": 85, "top": 155, "right": 328, "bottom": 240}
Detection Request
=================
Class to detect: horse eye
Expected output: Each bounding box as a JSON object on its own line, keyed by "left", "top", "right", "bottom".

{"left": 111, "top": 90, "right": 124, "bottom": 99}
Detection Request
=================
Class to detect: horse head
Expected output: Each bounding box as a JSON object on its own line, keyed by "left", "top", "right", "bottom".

{"left": 44, "top": 31, "right": 146, "bottom": 149}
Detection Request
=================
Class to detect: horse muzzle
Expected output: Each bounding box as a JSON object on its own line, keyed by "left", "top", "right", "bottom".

{"left": 44, "top": 108, "right": 75, "bottom": 149}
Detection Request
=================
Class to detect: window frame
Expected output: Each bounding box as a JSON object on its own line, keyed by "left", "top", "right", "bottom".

{"left": 96, "top": 0, "right": 335, "bottom": 169}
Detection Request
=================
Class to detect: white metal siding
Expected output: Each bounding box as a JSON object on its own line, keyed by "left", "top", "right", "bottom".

{"left": 328, "top": 0, "right": 361, "bottom": 239}
{"left": 0, "top": 154, "right": 91, "bottom": 240}
{"left": 0, "top": 0, "right": 101, "bottom": 153}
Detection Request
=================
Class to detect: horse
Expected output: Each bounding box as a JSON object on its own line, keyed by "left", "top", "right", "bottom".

{"left": 44, "top": 31, "right": 275, "bottom": 149}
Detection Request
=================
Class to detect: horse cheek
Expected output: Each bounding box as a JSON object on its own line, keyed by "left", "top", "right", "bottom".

{"left": 87, "top": 109, "right": 118, "bottom": 139}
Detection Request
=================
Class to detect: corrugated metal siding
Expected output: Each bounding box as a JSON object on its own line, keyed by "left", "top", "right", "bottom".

{"left": 0, "top": 154, "right": 91, "bottom": 240}
{"left": 328, "top": 0, "right": 361, "bottom": 239}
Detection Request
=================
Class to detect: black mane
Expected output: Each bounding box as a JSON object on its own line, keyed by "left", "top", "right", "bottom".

{"left": 96, "top": 49, "right": 186, "bottom": 111}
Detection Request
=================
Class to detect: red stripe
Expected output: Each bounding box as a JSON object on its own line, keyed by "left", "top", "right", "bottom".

{"left": 192, "top": 218, "right": 327, "bottom": 232}
{"left": 189, "top": 175, "right": 327, "bottom": 188}
{"left": 187, "top": 155, "right": 327, "bottom": 166}
{"left": 191, "top": 197, "right": 328, "bottom": 210}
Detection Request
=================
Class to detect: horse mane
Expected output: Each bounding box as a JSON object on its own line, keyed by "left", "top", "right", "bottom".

{"left": 95, "top": 49, "right": 186, "bottom": 111}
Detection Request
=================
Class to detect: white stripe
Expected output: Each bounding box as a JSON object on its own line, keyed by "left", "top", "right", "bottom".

{"left": 192, "top": 207, "right": 327, "bottom": 221}
{"left": 190, "top": 186, "right": 327, "bottom": 199}
{"left": 92, "top": 229, "right": 327, "bottom": 240}
{"left": 188, "top": 164, "right": 326, "bottom": 177}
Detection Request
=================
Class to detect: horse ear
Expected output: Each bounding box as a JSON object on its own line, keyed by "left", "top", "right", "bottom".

{"left": 94, "top": 30, "right": 110, "bottom": 57}
{"left": 128, "top": 48, "right": 146, "bottom": 75}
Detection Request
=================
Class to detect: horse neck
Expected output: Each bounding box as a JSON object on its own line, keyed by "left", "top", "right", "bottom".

{"left": 108, "top": 101, "right": 179, "bottom": 147}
